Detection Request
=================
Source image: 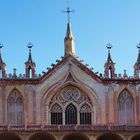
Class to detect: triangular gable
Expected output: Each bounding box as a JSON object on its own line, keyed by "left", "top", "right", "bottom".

{"left": 39, "top": 54, "right": 102, "bottom": 83}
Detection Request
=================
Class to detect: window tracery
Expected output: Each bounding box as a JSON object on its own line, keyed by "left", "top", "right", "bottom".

{"left": 7, "top": 89, "right": 24, "bottom": 125}
{"left": 80, "top": 103, "right": 91, "bottom": 124}
{"left": 50, "top": 86, "right": 91, "bottom": 105}
{"left": 118, "top": 90, "right": 133, "bottom": 124}
{"left": 51, "top": 103, "right": 62, "bottom": 124}
{"left": 65, "top": 103, "right": 77, "bottom": 124}
{"left": 48, "top": 86, "right": 94, "bottom": 125}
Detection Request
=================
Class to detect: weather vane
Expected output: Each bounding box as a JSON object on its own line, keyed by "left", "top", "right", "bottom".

{"left": 63, "top": 1, "right": 74, "bottom": 23}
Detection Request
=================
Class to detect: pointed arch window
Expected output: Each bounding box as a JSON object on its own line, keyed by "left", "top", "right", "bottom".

{"left": 108, "top": 65, "right": 112, "bottom": 78}
{"left": 80, "top": 103, "right": 91, "bottom": 124}
{"left": 28, "top": 66, "right": 32, "bottom": 78}
{"left": 8, "top": 89, "right": 24, "bottom": 125}
{"left": 65, "top": 104, "right": 77, "bottom": 124}
{"left": 51, "top": 103, "right": 62, "bottom": 124}
{"left": 118, "top": 90, "right": 133, "bottom": 124}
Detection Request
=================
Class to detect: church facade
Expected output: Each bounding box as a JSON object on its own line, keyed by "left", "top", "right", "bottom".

{"left": 0, "top": 15, "right": 140, "bottom": 140}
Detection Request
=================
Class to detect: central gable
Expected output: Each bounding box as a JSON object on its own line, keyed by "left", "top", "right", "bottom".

{"left": 39, "top": 55, "right": 102, "bottom": 85}
{"left": 35, "top": 56, "right": 107, "bottom": 105}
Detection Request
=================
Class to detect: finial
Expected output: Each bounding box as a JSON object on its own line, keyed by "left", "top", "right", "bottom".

{"left": 137, "top": 43, "right": 140, "bottom": 50}
{"left": 13, "top": 68, "right": 17, "bottom": 78}
{"left": 27, "top": 42, "right": 33, "bottom": 49}
{"left": 136, "top": 42, "right": 140, "bottom": 63}
{"left": 0, "top": 43, "right": 3, "bottom": 63}
{"left": 123, "top": 69, "right": 128, "bottom": 78}
{"left": 106, "top": 43, "right": 113, "bottom": 63}
{"left": 106, "top": 43, "right": 112, "bottom": 53}
{"left": 63, "top": 1, "right": 74, "bottom": 23}
{"left": 0, "top": 43, "right": 3, "bottom": 49}
{"left": 0, "top": 43, "right": 3, "bottom": 55}
{"left": 27, "top": 42, "right": 33, "bottom": 62}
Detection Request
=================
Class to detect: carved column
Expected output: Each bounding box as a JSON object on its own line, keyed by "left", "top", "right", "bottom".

{"left": 114, "top": 93, "right": 117, "bottom": 124}
{"left": 46, "top": 104, "right": 49, "bottom": 125}
{"left": 63, "top": 111, "right": 65, "bottom": 125}
{"left": 136, "top": 95, "right": 139, "bottom": 124}
{"left": 2, "top": 85, "right": 6, "bottom": 124}
{"left": 33, "top": 90, "right": 36, "bottom": 123}
{"left": 77, "top": 110, "right": 80, "bottom": 125}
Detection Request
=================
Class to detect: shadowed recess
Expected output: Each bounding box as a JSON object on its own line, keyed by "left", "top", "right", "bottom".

{"left": 132, "top": 134, "right": 140, "bottom": 140}
{"left": 97, "top": 133, "right": 123, "bottom": 140}
{"left": 29, "top": 133, "right": 56, "bottom": 140}
{"left": 0, "top": 133, "right": 21, "bottom": 140}
{"left": 63, "top": 133, "right": 89, "bottom": 140}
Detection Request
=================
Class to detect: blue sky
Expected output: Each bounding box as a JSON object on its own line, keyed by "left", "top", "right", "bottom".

{"left": 0, "top": 0, "right": 140, "bottom": 76}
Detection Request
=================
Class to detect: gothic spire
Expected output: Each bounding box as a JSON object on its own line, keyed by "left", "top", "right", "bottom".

{"left": 25, "top": 42, "right": 36, "bottom": 78}
{"left": 0, "top": 43, "right": 6, "bottom": 78}
{"left": 66, "top": 22, "right": 73, "bottom": 38}
{"left": 27, "top": 42, "right": 33, "bottom": 62}
{"left": 63, "top": 3, "right": 75, "bottom": 56}
{"left": 104, "top": 43, "right": 115, "bottom": 78}
{"left": 134, "top": 43, "right": 140, "bottom": 78}
{"left": 136, "top": 43, "right": 140, "bottom": 63}
{"left": 0, "top": 43, "right": 5, "bottom": 64}
{"left": 106, "top": 43, "right": 113, "bottom": 63}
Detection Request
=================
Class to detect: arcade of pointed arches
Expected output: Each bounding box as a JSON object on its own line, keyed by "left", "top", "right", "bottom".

{"left": 6, "top": 86, "right": 135, "bottom": 126}
{"left": 0, "top": 132, "right": 140, "bottom": 140}
{"left": 1, "top": 86, "right": 139, "bottom": 140}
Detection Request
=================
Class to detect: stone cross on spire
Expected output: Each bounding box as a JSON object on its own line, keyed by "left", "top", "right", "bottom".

{"left": 63, "top": 1, "right": 75, "bottom": 56}
{"left": 63, "top": 1, "right": 74, "bottom": 24}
